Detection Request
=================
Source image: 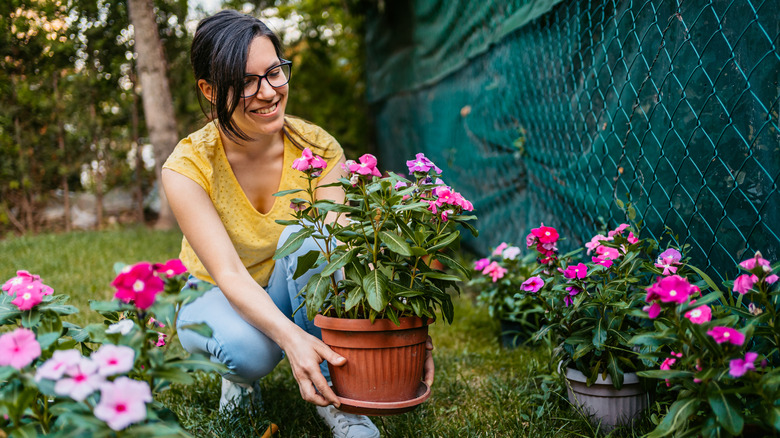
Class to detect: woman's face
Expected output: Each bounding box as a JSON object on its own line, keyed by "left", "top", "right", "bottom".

{"left": 231, "top": 36, "right": 288, "bottom": 140}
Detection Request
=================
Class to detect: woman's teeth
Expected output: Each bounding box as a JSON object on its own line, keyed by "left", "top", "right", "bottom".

{"left": 254, "top": 103, "right": 277, "bottom": 115}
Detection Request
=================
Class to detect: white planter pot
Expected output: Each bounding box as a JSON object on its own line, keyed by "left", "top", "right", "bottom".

{"left": 564, "top": 367, "right": 648, "bottom": 431}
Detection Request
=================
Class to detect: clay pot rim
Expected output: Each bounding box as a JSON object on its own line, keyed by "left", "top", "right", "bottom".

{"left": 314, "top": 314, "right": 434, "bottom": 331}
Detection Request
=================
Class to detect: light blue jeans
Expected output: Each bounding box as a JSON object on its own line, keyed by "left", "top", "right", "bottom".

{"left": 176, "top": 225, "right": 335, "bottom": 384}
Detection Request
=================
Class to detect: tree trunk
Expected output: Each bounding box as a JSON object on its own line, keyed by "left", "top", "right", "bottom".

{"left": 127, "top": 0, "right": 178, "bottom": 230}
{"left": 131, "top": 69, "right": 145, "bottom": 224}
{"left": 54, "top": 72, "right": 71, "bottom": 232}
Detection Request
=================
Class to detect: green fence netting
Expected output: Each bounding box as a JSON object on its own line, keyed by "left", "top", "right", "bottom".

{"left": 365, "top": 0, "right": 779, "bottom": 282}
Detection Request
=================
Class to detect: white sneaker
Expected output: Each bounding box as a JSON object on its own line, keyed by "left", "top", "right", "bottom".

{"left": 315, "top": 404, "right": 380, "bottom": 438}
{"left": 219, "top": 378, "right": 262, "bottom": 412}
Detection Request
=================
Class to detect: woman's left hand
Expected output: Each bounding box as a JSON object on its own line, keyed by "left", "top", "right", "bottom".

{"left": 423, "top": 335, "right": 435, "bottom": 387}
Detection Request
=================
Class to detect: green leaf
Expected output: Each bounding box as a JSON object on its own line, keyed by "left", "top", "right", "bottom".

{"left": 274, "top": 219, "right": 301, "bottom": 226}
{"left": 708, "top": 385, "right": 744, "bottom": 435}
{"left": 687, "top": 264, "right": 723, "bottom": 295}
{"left": 378, "top": 230, "right": 413, "bottom": 256}
{"left": 592, "top": 317, "right": 607, "bottom": 349}
{"left": 20, "top": 310, "right": 41, "bottom": 328}
{"left": 605, "top": 351, "right": 624, "bottom": 390}
{"left": 362, "top": 270, "right": 390, "bottom": 312}
{"left": 179, "top": 322, "right": 213, "bottom": 338}
{"left": 294, "top": 250, "right": 322, "bottom": 280}
{"left": 151, "top": 367, "right": 194, "bottom": 384}
{"left": 273, "top": 188, "right": 304, "bottom": 197}
{"left": 167, "top": 355, "right": 227, "bottom": 374}
{"left": 321, "top": 248, "right": 360, "bottom": 277}
{"left": 8, "top": 423, "right": 38, "bottom": 438}
{"left": 344, "top": 286, "right": 364, "bottom": 312}
{"left": 646, "top": 398, "right": 700, "bottom": 438}
{"left": 769, "top": 406, "right": 780, "bottom": 431}
{"left": 422, "top": 271, "right": 463, "bottom": 282}
{"left": 427, "top": 230, "right": 460, "bottom": 253}
{"left": 434, "top": 253, "right": 471, "bottom": 279}
{"left": 305, "top": 274, "right": 332, "bottom": 320}
{"left": 273, "top": 227, "right": 313, "bottom": 260}
{"left": 37, "top": 303, "right": 79, "bottom": 315}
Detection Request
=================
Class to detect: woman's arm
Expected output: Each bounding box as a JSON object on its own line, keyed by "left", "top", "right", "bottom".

{"left": 161, "top": 168, "right": 345, "bottom": 407}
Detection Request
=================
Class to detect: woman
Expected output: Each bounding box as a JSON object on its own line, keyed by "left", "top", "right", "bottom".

{"left": 161, "top": 9, "right": 432, "bottom": 438}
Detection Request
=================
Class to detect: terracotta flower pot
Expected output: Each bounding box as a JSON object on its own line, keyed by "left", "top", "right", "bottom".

{"left": 564, "top": 367, "right": 648, "bottom": 431}
{"left": 314, "top": 314, "right": 432, "bottom": 415}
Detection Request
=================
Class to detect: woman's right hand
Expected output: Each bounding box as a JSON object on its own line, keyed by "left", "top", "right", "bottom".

{"left": 282, "top": 330, "right": 346, "bottom": 407}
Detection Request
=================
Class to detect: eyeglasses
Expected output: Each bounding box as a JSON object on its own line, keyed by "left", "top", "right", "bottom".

{"left": 241, "top": 59, "right": 292, "bottom": 98}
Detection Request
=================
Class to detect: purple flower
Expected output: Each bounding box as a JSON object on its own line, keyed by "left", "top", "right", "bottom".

{"left": 729, "top": 352, "right": 758, "bottom": 377}
{"left": 563, "top": 286, "right": 581, "bottom": 307}
{"left": 406, "top": 153, "right": 442, "bottom": 174}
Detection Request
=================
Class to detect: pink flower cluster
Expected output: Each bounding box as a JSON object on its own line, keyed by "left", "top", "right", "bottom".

{"left": 654, "top": 248, "right": 682, "bottom": 275}
{"left": 2, "top": 270, "right": 54, "bottom": 311}
{"left": 111, "top": 260, "right": 186, "bottom": 310}
{"left": 480, "top": 261, "right": 507, "bottom": 283}
{"left": 585, "top": 224, "right": 637, "bottom": 268}
{"left": 0, "top": 328, "right": 41, "bottom": 369}
{"left": 343, "top": 153, "right": 381, "bottom": 178}
{"left": 643, "top": 275, "right": 701, "bottom": 319}
{"left": 292, "top": 148, "right": 328, "bottom": 175}
{"left": 427, "top": 185, "right": 474, "bottom": 221}
{"left": 525, "top": 224, "right": 559, "bottom": 264}
{"left": 733, "top": 252, "right": 777, "bottom": 294}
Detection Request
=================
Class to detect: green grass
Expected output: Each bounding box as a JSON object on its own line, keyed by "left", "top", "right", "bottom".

{"left": 1, "top": 228, "right": 656, "bottom": 437}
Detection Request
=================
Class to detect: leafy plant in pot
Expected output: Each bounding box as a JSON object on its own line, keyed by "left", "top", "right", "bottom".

{"left": 469, "top": 244, "right": 543, "bottom": 348}
{"left": 274, "top": 150, "right": 478, "bottom": 415}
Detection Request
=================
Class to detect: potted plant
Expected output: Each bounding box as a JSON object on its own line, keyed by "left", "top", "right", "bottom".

{"left": 469, "top": 244, "right": 543, "bottom": 348}
{"left": 632, "top": 250, "right": 780, "bottom": 437}
{"left": 519, "top": 222, "right": 657, "bottom": 430}
{"left": 274, "top": 150, "right": 477, "bottom": 415}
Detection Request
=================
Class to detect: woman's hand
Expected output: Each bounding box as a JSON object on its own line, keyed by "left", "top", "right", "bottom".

{"left": 423, "top": 335, "right": 435, "bottom": 387}
{"left": 282, "top": 331, "right": 346, "bottom": 407}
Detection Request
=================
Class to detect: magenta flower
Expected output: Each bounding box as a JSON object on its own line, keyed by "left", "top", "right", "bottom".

{"left": 10, "top": 282, "right": 46, "bottom": 310}
{"left": 531, "top": 225, "right": 559, "bottom": 244}
{"left": 739, "top": 252, "right": 771, "bottom": 271}
{"left": 707, "top": 326, "right": 745, "bottom": 345}
{"left": 626, "top": 232, "right": 639, "bottom": 244}
{"left": 733, "top": 274, "right": 758, "bottom": 294}
{"left": 474, "top": 258, "right": 490, "bottom": 271}
{"left": 111, "top": 262, "right": 165, "bottom": 310}
{"left": 482, "top": 261, "right": 507, "bottom": 283}
{"left": 94, "top": 377, "right": 153, "bottom": 430}
{"left": 564, "top": 286, "right": 581, "bottom": 307}
{"left": 521, "top": 276, "right": 544, "bottom": 292}
{"left": 643, "top": 302, "right": 662, "bottom": 319}
{"left": 592, "top": 256, "right": 614, "bottom": 268}
{"left": 406, "top": 153, "right": 442, "bottom": 174}
{"left": 768, "top": 274, "right": 779, "bottom": 284}
{"left": 153, "top": 259, "right": 187, "bottom": 278}
{"left": 156, "top": 332, "right": 167, "bottom": 347}
{"left": 563, "top": 263, "right": 588, "bottom": 280}
{"left": 91, "top": 344, "right": 135, "bottom": 376}
{"left": 492, "top": 242, "right": 508, "bottom": 257}
{"left": 349, "top": 154, "right": 382, "bottom": 177}
{"left": 660, "top": 357, "right": 676, "bottom": 370}
{"left": 54, "top": 357, "right": 105, "bottom": 401}
{"left": 35, "top": 349, "right": 83, "bottom": 382}
{"left": 646, "top": 275, "right": 696, "bottom": 304}
{"left": 729, "top": 352, "right": 758, "bottom": 377}
{"left": 291, "top": 148, "right": 315, "bottom": 171}
{"left": 595, "top": 245, "right": 620, "bottom": 261}
{"left": 0, "top": 328, "right": 41, "bottom": 369}
{"left": 684, "top": 304, "right": 712, "bottom": 324}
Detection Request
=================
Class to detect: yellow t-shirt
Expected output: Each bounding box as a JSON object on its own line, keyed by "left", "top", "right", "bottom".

{"left": 162, "top": 117, "right": 343, "bottom": 286}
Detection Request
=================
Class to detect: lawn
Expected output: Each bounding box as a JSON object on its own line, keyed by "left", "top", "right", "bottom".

{"left": 1, "top": 227, "right": 654, "bottom": 437}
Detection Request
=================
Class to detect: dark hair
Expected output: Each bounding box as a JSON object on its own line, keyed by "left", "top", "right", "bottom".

{"left": 191, "top": 10, "right": 284, "bottom": 142}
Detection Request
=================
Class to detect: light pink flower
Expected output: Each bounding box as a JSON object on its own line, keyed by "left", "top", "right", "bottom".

{"left": 502, "top": 246, "right": 522, "bottom": 260}
{"left": 10, "top": 282, "right": 45, "bottom": 310}
{"left": 707, "top": 326, "right": 745, "bottom": 345}
{"left": 729, "top": 352, "right": 758, "bottom": 377}
{"left": 91, "top": 344, "right": 135, "bottom": 377}
{"left": 406, "top": 153, "right": 442, "bottom": 174}
{"left": 111, "top": 262, "right": 165, "bottom": 310}
{"left": 646, "top": 275, "right": 696, "bottom": 304}
{"left": 474, "top": 258, "right": 490, "bottom": 271}
{"left": 349, "top": 154, "right": 381, "bottom": 177}
{"left": 93, "top": 377, "right": 152, "bottom": 430}
{"left": 644, "top": 302, "right": 662, "bottom": 319}
{"left": 739, "top": 252, "right": 771, "bottom": 271}
{"left": 35, "top": 349, "right": 82, "bottom": 381}
{"left": 291, "top": 148, "right": 315, "bottom": 172}
{"left": 585, "top": 234, "right": 610, "bottom": 255}
{"left": 521, "top": 276, "right": 544, "bottom": 292}
{"left": 394, "top": 181, "right": 408, "bottom": 190}
{"left": 596, "top": 245, "right": 620, "bottom": 261}
{"left": 733, "top": 274, "right": 758, "bottom": 294}
{"left": 492, "top": 242, "right": 508, "bottom": 257}
{"left": 2, "top": 270, "right": 41, "bottom": 295}
{"left": 563, "top": 263, "right": 588, "bottom": 280}
{"left": 608, "top": 223, "right": 630, "bottom": 237}
{"left": 684, "top": 305, "right": 712, "bottom": 324}
{"left": 341, "top": 159, "right": 356, "bottom": 173}
{"left": 767, "top": 274, "right": 779, "bottom": 284}
{"left": 153, "top": 259, "right": 187, "bottom": 278}
{"left": 54, "top": 357, "right": 105, "bottom": 401}
{"left": 0, "top": 328, "right": 41, "bottom": 369}
{"left": 482, "top": 261, "right": 507, "bottom": 283}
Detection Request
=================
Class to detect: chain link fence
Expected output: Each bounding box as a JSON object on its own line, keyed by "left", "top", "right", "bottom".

{"left": 366, "top": 0, "right": 779, "bottom": 282}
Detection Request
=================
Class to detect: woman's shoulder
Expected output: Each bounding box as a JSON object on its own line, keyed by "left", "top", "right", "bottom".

{"left": 163, "top": 122, "right": 220, "bottom": 186}
{"left": 178, "top": 122, "right": 221, "bottom": 155}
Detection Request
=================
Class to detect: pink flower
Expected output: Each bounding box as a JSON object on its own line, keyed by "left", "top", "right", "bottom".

{"left": 739, "top": 252, "right": 771, "bottom": 271}
{"left": 531, "top": 225, "right": 559, "bottom": 244}
{"left": 474, "top": 258, "right": 490, "bottom": 271}
{"left": 626, "top": 232, "right": 639, "bottom": 244}
{"left": 153, "top": 259, "right": 187, "bottom": 278}
{"left": 563, "top": 263, "right": 588, "bottom": 280}
{"left": 767, "top": 274, "right": 779, "bottom": 284}
{"left": 93, "top": 377, "right": 152, "bottom": 430}
{"left": 729, "top": 352, "right": 758, "bottom": 377}
{"left": 36, "top": 349, "right": 83, "bottom": 382}
{"left": 482, "top": 261, "right": 507, "bottom": 283}
{"left": 646, "top": 275, "right": 696, "bottom": 304}
{"left": 655, "top": 248, "right": 682, "bottom": 275}
{"left": 733, "top": 274, "right": 758, "bottom": 294}
{"left": 91, "top": 344, "right": 135, "bottom": 376}
{"left": 684, "top": 305, "right": 712, "bottom": 324}
{"left": 156, "top": 332, "right": 167, "bottom": 347}
{"left": 54, "top": 357, "right": 105, "bottom": 401}
{"left": 660, "top": 357, "right": 676, "bottom": 370}
{"left": 608, "top": 223, "right": 630, "bottom": 237}
{"left": 10, "top": 282, "right": 45, "bottom": 310}
{"left": 707, "top": 326, "right": 745, "bottom": 345}
{"left": 492, "top": 242, "right": 508, "bottom": 257}
{"left": 2, "top": 270, "right": 44, "bottom": 295}
{"left": 406, "top": 153, "right": 442, "bottom": 174}
{"left": 349, "top": 154, "right": 382, "bottom": 177}
{"left": 592, "top": 256, "right": 614, "bottom": 268}
{"left": 521, "top": 276, "right": 544, "bottom": 292}
{"left": 0, "top": 328, "right": 41, "bottom": 369}
{"left": 595, "top": 245, "right": 620, "bottom": 261}
{"left": 291, "top": 148, "right": 315, "bottom": 171}
{"left": 111, "top": 262, "right": 165, "bottom": 310}
{"left": 644, "top": 302, "right": 662, "bottom": 319}
{"left": 585, "top": 234, "right": 610, "bottom": 255}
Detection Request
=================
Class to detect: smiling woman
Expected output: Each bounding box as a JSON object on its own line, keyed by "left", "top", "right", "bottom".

{"left": 159, "top": 9, "right": 390, "bottom": 438}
